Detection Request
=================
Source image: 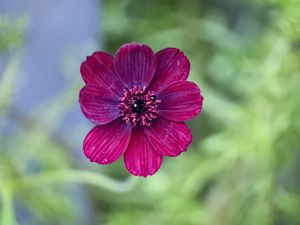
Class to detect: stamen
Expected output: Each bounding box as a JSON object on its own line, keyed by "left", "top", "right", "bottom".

{"left": 118, "top": 87, "right": 161, "bottom": 127}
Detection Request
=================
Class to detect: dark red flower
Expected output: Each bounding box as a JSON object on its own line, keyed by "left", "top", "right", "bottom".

{"left": 79, "top": 43, "right": 203, "bottom": 177}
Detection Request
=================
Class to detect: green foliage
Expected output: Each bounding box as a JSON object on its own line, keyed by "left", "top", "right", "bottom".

{"left": 102, "top": 0, "right": 300, "bottom": 225}
{"left": 1, "top": 0, "right": 300, "bottom": 224}
{"left": 0, "top": 16, "right": 26, "bottom": 52}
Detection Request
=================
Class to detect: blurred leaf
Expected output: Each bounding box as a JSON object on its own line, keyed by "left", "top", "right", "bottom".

{"left": 0, "top": 55, "right": 21, "bottom": 112}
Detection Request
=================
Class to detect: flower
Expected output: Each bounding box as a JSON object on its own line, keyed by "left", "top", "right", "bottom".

{"left": 79, "top": 43, "right": 203, "bottom": 177}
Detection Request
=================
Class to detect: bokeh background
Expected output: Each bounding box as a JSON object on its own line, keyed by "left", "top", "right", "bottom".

{"left": 1, "top": 0, "right": 300, "bottom": 224}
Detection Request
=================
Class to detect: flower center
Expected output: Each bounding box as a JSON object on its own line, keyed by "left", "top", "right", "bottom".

{"left": 118, "top": 87, "right": 161, "bottom": 127}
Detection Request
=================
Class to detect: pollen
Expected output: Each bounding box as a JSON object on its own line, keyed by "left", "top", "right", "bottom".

{"left": 118, "top": 87, "right": 161, "bottom": 127}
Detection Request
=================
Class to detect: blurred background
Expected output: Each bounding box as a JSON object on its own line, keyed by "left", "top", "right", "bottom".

{"left": 1, "top": 0, "right": 300, "bottom": 224}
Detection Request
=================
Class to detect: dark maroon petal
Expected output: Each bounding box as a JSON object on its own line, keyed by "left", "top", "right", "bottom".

{"left": 145, "top": 117, "right": 192, "bottom": 157}
{"left": 83, "top": 120, "right": 131, "bottom": 164}
{"left": 79, "top": 85, "right": 120, "bottom": 125}
{"left": 124, "top": 127, "right": 163, "bottom": 177}
{"left": 148, "top": 48, "right": 190, "bottom": 93}
{"left": 157, "top": 81, "right": 203, "bottom": 121}
{"left": 80, "top": 51, "right": 123, "bottom": 97}
{"left": 114, "top": 43, "right": 157, "bottom": 89}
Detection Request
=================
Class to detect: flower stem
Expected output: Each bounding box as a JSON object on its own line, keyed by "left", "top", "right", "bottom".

{"left": 1, "top": 188, "right": 18, "bottom": 225}
{"left": 8, "top": 170, "right": 137, "bottom": 193}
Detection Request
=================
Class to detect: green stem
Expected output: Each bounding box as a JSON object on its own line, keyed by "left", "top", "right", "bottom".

{"left": 8, "top": 170, "right": 137, "bottom": 193}
{"left": 1, "top": 188, "right": 18, "bottom": 225}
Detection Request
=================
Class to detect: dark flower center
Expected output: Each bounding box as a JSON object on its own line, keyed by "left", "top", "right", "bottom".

{"left": 131, "top": 99, "right": 145, "bottom": 115}
{"left": 118, "top": 87, "right": 161, "bottom": 127}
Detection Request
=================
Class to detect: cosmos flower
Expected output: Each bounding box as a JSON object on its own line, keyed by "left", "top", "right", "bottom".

{"left": 79, "top": 43, "right": 203, "bottom": 177}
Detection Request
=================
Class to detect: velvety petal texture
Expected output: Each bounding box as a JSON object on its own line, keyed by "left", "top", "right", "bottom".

{"left": 145, "top": 117, "right": 192, "bottom": 157}
{"left": 148, "top": 48, "right": 190, "bottom": 92}
{"left": 114, "top": 43, "right": 156, "bottom": 89}
{"left": 124, "top": 128, "right": 162, "bottom": 177}
{"left": 157, "top": 81, "right": 203, "bottom": 121}
{"left": 79, "top": 43, "right": 203, "bottom": 177}
{"left": 83, "top": 120, "right": 132, "bottom": 164}
{"left": 80, "top": 51, "right": 123, "bottom": 97}
{"left": 79, "top": 85, "right": 120, "bottom": 125}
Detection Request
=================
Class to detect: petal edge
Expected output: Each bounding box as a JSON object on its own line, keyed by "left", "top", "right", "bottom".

{"left": 124, "top": 128, "right": 163, "bottom": 177}
{"left": 157, "top": 81, "right": 203, "bottom": 121}
{"left": 148, "top": 48, "right": 190, "bottom": 92}
{"left": 79, "top": 85, "right": 120, "bottom": 125}
{"left": 114, "top": 43, "right": 157, "bottom": 89}
{"left": 83, "top": 120, "right": 131, "bottom": 164}
{"left": 80, "top": 51, "right": 123, "bottom": 97}
{"left": 145, "top": 117, "right": 192, "bottom": 157}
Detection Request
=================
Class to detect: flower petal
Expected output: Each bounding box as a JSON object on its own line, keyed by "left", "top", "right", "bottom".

{"left": 157, "top": 81, "right": 203, "bottom": 121}
{"left": 80, "top": 51, "right": 123, "bottom": 97}
{"left": 83, "top": 120, "right": 131, "bottom": 164}
{"left": 145, "top": 117, "right": 192, "bottom": 157}
{"left": 114, "top": 43, "right": 156, "bottom": 89}
{"left": 79, "top": 85, "right": 120, "bottom": 125}
{"left": 124, "top": 127, "right": 163, "bottom": 177}
{"left": 148, "top": 48, "right": 190, "bottom": 92}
